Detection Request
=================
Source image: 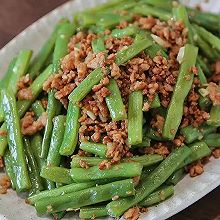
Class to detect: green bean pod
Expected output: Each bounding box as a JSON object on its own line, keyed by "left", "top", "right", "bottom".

{"left": 139, "top": 185, "right": 174, "bottom": 207}
{"left": 59, "top": 103, "right": 80, "bottom": 156}
{"left": 70, "top": 162, "right": 143, "bottom": 183}
{"left": 79, "top": 141, "right": 108, "bottom": 158}
{"left": 28, "top": 182, "right": 95, "bottom": 205}
{"left": 32, "top": 101, "right": 45, "bottom": 118}
{"left": 106, "top": 146, "right": 191, "bottom": 217}
{"left": 41, "top": 90, "right": 62, "bottom": 159}
{"left": 79, "top": 205, "right": 108, "bottom": 219}
{"left": 203, "top": 133, "right": 220, "bottom": 147}
{"left": 166, "top": 168, "right": 185, "bottom": 185}
{"left": 1, "top": 89, "right": 31, "bottom": 191}
{"left": 40, "top": 166, "right": 73, "bottom": 185}
{"left": 163, "top": 44, "right": 198, "bottom": 140}
{"left": 128, "top": 91, "right": 143, "bottom": 145}
{"left": 35, "top": 179, "right": 135, "bottom": 215}
{"left": 106, "top": 79, "right": 127, "bottom": 121}
{"left": 3, "top": 150, "right": 17, "bottom": 190}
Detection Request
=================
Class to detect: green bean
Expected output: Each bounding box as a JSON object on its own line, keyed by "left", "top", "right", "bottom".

{"left": 92, "top": 38, "right": 106, "bottom": 53}
{"left": 199, "top": 124, "right": 216, "bottom": 136}
{"left": 35, "top": 179, "right": 135, "bottom": 215}
{"left": 180, "top": 141, "right": 211, "bottom": 168}
{"left": 128, "top": 91, "right": 143, "bottom": 145}
{"left": 80, "top": 205, "right": 108, "bottom": 219}
{"left": 17, "top": 64, "right": 53, "bottom": 118}
{"left": 139, "top": 185, "right": 174, "bottom": 207}
{"left": 4, "top": 150, "right": 17, "bottom": 190}
{"left": 0, "top": 124, "right": 8, "bottom": 156}
{"left": 106, "top": 146, "right": 191, "bottom": 217}
{"left": 71, "top": 154, "right": 162, "bottom": 168}
{"left": 68, "top": 67, "right": 105, "bottom": 104}
{"left": 1, "top": 89, "right": 31, "bottom": 191}
{"left": 197, "top": 55, "right": 211, "bottom": 77}
{"left": 147, "top": 44, "right": 168, "bottom": 59}
{"left": 29, "top": 182, "right": 95, "bottom": 204}
{"left": 207, "top": 104, "right": 220, "bottom": 127}
{"left": 79, "top": 141, "right": 107, "bottom": 158}
{"left": 0, "top": 57, "right": 17, "bottom": 88}
{"left": 52, "top": 22, "right": 76, "bottom": 73}
{"left": 0, "top": 57, "right": 17, "bottom": 123}
{"left": 199, "top": 96, "right": 212, "bottom": 110}
{"left": 181, "top": 125, "right": 203, "bottom": 144}
{"left": 141, "top": 0, "right": 172, "bottom": 10}
{"left": 166, "top": 168, "right": 185, "bottom": 185}
{"left": 23, "top": 138, "right": 44, "bottom": 195}
{"left": 41, "top": 166, "right": 73, "bottom": 185}
{"left": 96, "top": 12, "right": 132, "bottom": 29}
{"left": 173, "top": 5, "right": 193, "bottom": 44}
{"left": 32, "top": 101, "right": 45, "bottom": 118}
{"left": 193, "top": 27, "right": 217, "bottom": 61}
{"left": 70, "top": 162, "right": 143, "bottom": 183}
{"left": 163, "top": 44, "right": 198, "bottom": 140}
{"left": 197, "top": 65, "right": 207, "bottom": 85}
{"left": 7, "top": 49, "right": 32, "bottom": 94}
{"left": 106, "top": 79, "right": 127, "bottom": 121}
{"left": 194, "top": 24, "right": 220, "bottom": 53}
{"left": 111, "top": 26, "right": 138, "bottom": 38}
{"left": 145, "top": 127, "right": 166, "bottom": 141}
{"left": 115, "top": 39, "right": 152, "bottom": 65}
{"left": 203, "top": 133, "right": 220, "bottom": 147}
{"left": 132, "top": 135, "right": 151, "bottom": 148}
{"left": 143, "top": 94, "right": 161, "bottom": 111}
{"left": 29, "top": 19, "right": 69, "bottom": 79}
{"left": 41, "top": 90, "right": 62, "bottom": 159}
{"left": 71, "top": 156, "right": 103, "bottom": 168}
{"left": 47, "top": 115, "right": 66, "bottom": 166}
{"left": 59, "top": 103, "right": 80, "bottom": 156}
{"left": 133, "top": 5, "right": 171, "bottom": 21}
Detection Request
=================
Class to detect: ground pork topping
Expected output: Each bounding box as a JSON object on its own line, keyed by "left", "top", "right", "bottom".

{"left": 0, "top": 130, "right": 7, "bottom": 137}
{"left": 21, "top": 111, "right": 47, "bottom": 136}
{"left": 0, "top": 175, "right": 11, "bottom": 194}
{"left": 99, "top": 160, "right": 112, "bottom": 170}
{"left": 124, "top": 207, "right": 140, "bottom": 220}
{"left": 17, "top": 88, "right": 33, "bottom": 100}
{"left": 145, "top": 143, "right": 170, "bottom": 157}
{"left": 187, "top": 160, "right": 204, "bottom": 177}
{"left": 79, "top": 159, "right": 90, "bottom": 169}
{"left": 181, "top": 89, "right": 210, "bottom": 128}
{"left": 17, "top": 74, "right": 32, "bottom": 90}
{"left": 212, "top": 148, "right": 220, "bottom": 159}
{"left": 207, "top": 82, "right": 220, "bottom": 105}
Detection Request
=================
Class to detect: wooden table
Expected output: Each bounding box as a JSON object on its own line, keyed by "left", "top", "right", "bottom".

{"left": 0, "top": 0, "right": 219, "bottom": 219}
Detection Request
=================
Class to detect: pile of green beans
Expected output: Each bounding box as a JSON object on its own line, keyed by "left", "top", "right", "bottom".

{"left": 1, "top": 0, "right": 220, "bottom": 219}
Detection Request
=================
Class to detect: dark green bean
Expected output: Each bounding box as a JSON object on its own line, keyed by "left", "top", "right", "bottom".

{"left": 106, "top": 79, "right": 127, "bottom": 121}
{"left": 2, "top": 89, "right": 31, "bottom": 191}
{"left": 32, "top": 101, "right": 45, "bottom": 118}
{"left": 166, "top": 168, "right": 185, "bottom": 185}
{"left": 59, "top": 103, "right": 80, "bottom": 156}
{"left": 106, "top": 146, "right": 191, "bottom": 217}
{"left": 80, "top": 205, "right": 108, "bottom": 219}
{"left": 70, "top": 162, "right": 143, "bottom": 183}
{"left": 139, "top": 185, "right": 174, "bottom": 207}
{"left": 128, "top": 91, "right": 143, "bottom": 145}
{"left": 47, "top": 115, "right": 66, "bottom": 166}
{"left": 35, "top": 179, "right": 135, "bottom": 215}
{"left": 79, "top": 141, "right": 107, "bottom": 158}
{"left": 41, "top": 90, "right": 62, "bottom": 159}
{"left": 203, "top": 133, "right": 220, "bottom": 147}
{"left": 163, "top": 44, "right": 198, "bottom": 140}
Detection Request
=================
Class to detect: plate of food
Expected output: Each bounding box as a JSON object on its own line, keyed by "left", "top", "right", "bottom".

{"left": 0, "top": 0, "right": 220, "bottom": 220}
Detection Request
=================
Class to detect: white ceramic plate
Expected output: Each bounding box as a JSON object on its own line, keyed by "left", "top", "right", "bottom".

{"left": 0, "top": 1, "right": 220, "bottom": 220}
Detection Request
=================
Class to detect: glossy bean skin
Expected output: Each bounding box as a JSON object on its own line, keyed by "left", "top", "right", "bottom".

{"left": 35, "top": 179, "right": 135, "bottom": 215}
{"left": 106, "top": 146, "right": 191, "bottom": 217}
{"left": 71, "top": 162, "right": 143, "bottom": 183}
{"left": 1, "top": 89, "right": 31, "bottom": 191}
{"left": 80, "top": 205, "right": 108, "bottom": 219}
{"left": 59, "top": 103, "right": 80, "bottom": 156}
{"left": 47, "top": 115, "right": 66, "bottom": 166}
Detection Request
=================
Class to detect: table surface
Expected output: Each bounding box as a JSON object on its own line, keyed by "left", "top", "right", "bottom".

{"left": 0, "top": 0, "right": 220, "bottom": 220}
